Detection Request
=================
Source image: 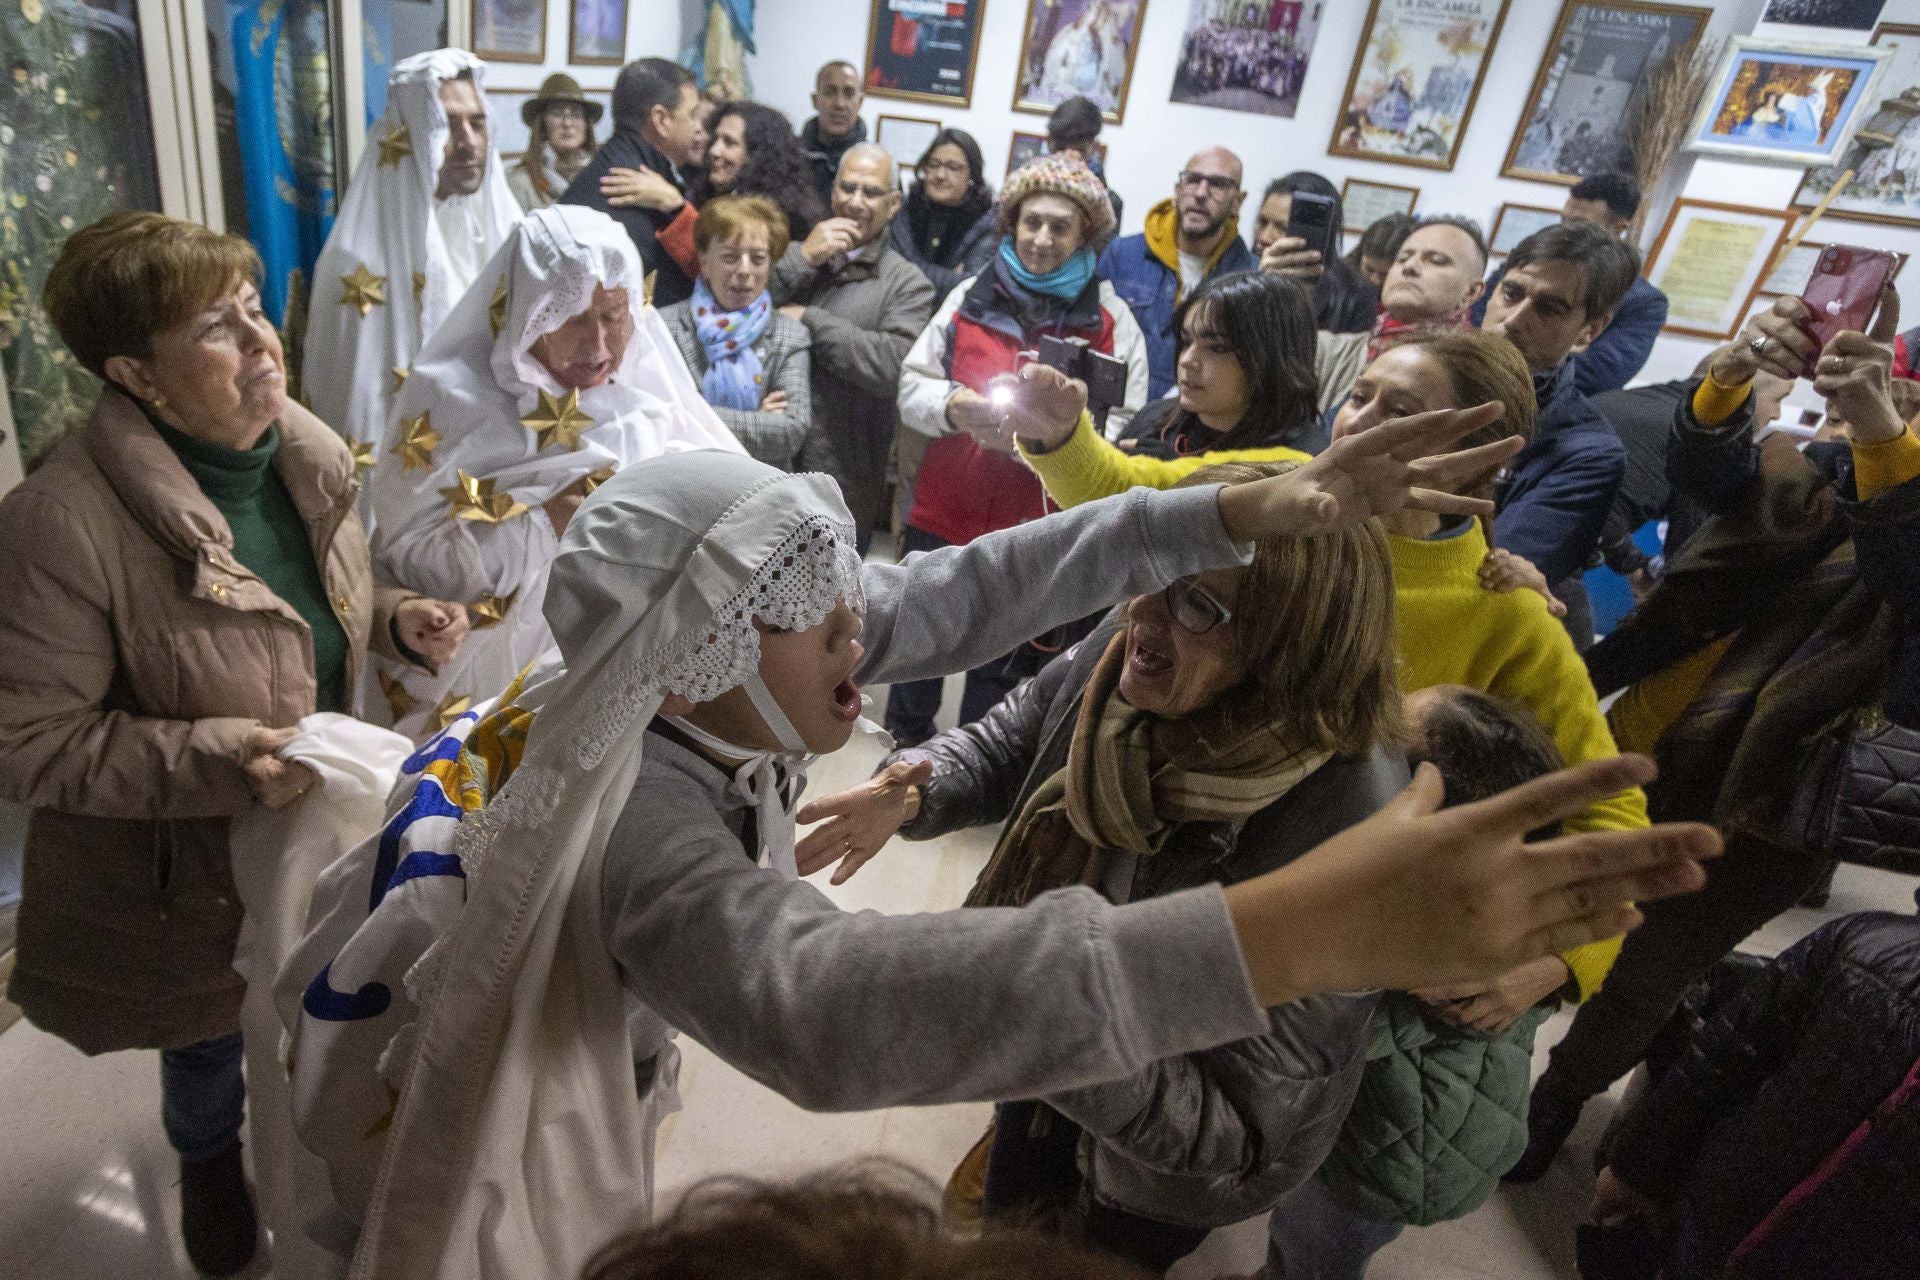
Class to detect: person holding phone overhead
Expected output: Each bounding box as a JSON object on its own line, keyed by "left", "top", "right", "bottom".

{"left": 1253, "top": 171, "right": 1378, "bottom": 334}
{"left": 1097, "top": 148, "right": 1257, "bottom": 399}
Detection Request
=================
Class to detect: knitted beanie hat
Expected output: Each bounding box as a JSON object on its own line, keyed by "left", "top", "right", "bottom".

{"left": 997, "top": 153, "right": 1118, "bottom": 245}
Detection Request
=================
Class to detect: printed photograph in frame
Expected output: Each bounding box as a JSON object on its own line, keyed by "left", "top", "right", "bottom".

{"left": 1643, "top": 198, "right": 1793, "bottom": 339}
{"left": 1167, "top": 0, "right": 1326, "bottom": 119}
{"left": 1490, "top": 203, "right": 1566, "bottom": 256}
{"left": 472, "top": 0, "right": 547, "bottom": 64}
{"left": 863, "top": 0, "right": 988, "bottom": 108}
{"left": 1340, "top": 177, "right": 1420, "bottom": 235}
{"left": 568, "top": 0, "right": 628, "bottom": 66}
{"left": 1012, "top": 0, "right": 1149, "bottom": 124}
{"left": 1688, "top": 35, "right": 1892, "bottom": 166}
{"left": 1006, "top": 130, "right": 1103, "bottom": 177}
{"left": 1793, "top": 24, "right": 1920, "bottom": 229}
{"left": 1761, "top": 1, "right": 1889, "bottom": 32}
{"left": 876, "top": 113, "right": 943, "bottom": 174}
{"left": 1503, "top": 1, "right": 1709, "bottom": 185}
{"left": 1329, "top": 0, "right": 1514, "bottom": 171}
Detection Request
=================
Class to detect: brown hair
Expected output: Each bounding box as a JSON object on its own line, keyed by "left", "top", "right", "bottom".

{"left": 580, "top": 1160, "right": 1148, "bottom": 1280}
{"left": 525, "top": 109, "right": 600, "bottom": 203}
{"left": 693, "top": 194, "right": 791, "bottom": 263}
{"left": 42, "top": 211, "right": 261, "bottom": 380}
{"left": 1175, "top": 461, "right": 1406, "bottom": 757}
{"left": 1390, "top": 329, "right": 1536, "bottom": 500}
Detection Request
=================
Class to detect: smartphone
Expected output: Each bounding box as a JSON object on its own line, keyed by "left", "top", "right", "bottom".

{"left": 1036, "top": 334, "right": 1129, "bottom": 409}
{"left": 1285, "top": 191, "right": 1339, "bottom": 262}
{"left": 1799, "top": 244, "right": 1897, "bottom": 350}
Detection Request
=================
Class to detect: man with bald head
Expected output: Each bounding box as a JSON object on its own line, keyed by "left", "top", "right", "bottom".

{"left": 772, "top": 143, "right": 935, "bottom": 545}
{"left": 1097, "top": 147, "right": 1255, "bottom": 397}
{"left": 802, "top": 59, "right": 869, "bottom": 208}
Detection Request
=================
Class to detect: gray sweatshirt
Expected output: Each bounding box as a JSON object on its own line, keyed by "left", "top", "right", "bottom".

{"left": 598, "top": 483, "right": 1274, "bottom": 1111}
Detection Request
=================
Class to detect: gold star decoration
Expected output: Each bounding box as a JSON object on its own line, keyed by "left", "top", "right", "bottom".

{"left": 488, "top": 277, "right": 509, "bottom": 338}
{"left": 521, "top": 387, "right": 594, "bottom": 452}
{"left": 466, "top": 589, "right": 518, "bottom": 630}
{"left": 379, "top": 671, "right": 416, "bottom": 722}
{"left": 390, "top": 364, "right": 410, "bottom": 395}
{"left": 439, "top": 471, "right": 530, "bottom": 524}
{"left": 395, "top": 412, "right": 440, "bottom": 471}
{"left": 349, "top": 439, "right": 376, "bottom": 473}
{"left": 642, "top": 269, "right": 658, "bottom": 308}
{"left": 412, "top": 270, "right": 426, "bottom": 302}
{"left": 377, "top": 125, "right": 412, "bottom": 168}
{"left": 339, "top": 263, "right": 387, "bottom": 317}
{"left": 582, "top": 463, "right": 616, "bottom": 495}
{"left": 433, "top": 692, "right": 474, "bottom": 733}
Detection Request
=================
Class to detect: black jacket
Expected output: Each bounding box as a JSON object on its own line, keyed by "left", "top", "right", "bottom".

{"left": 887, "top": 191, "right": 999, "bottom": 304}
{"left": 1606, "top": 909, "right": 1920, "bottom": 1280}
{"left": 1491, "top": 362, "right": 1626, "bottom": 588}
{"left": 558, "top": 131, "right": 695, "bottom": 307}
{"left": 801, "top": 115, "right": 866, "bottom": 211}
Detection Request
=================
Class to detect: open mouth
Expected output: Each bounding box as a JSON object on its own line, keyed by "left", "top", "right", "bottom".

{"left": 830, "top": 675, "right": 863, "bottom": 723}
{"left": 1126, "top": 631, "right": 1174, "bottom": 678}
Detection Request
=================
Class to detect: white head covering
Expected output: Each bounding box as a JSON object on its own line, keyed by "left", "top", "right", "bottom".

{"left": 302, "top": 48, "right": 521, "bottom": 476}
{"left": 347, "top": 452, "right": 865, "bottom": 1279}
{"left": 369, "top": 206, "right": 743, "bottom": 740}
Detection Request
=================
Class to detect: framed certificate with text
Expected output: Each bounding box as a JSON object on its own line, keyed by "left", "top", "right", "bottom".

{"left": 1643, "top": 198, "right": 1793, "bottom": 339}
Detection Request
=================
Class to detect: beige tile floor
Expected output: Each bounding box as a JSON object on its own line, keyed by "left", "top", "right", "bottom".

{"left": 1, "top": 675, "right": 1914, "bottom": 1279}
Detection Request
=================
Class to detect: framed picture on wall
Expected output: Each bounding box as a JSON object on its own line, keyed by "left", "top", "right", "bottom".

{"left": 1011, "top": 0, "right": 1149, "bottom": 124}
{"left": 1329, "top": 0, "right": 1513, "bottom": 171}
{"left": 1006, "top": 131, "right": 1104, "bottom": 177}
{"left": 1168, "top": 0, "right": 1327, "bottom": 118}
{"left": 1643, "top": 198, "right": 1793, "bottom": 339}
{"left": 568, "top": 0, "right": 628, "bottom": 65}
{"left": 1792, "top": 24, "right": 1920, "bottom": 229}
{"left": 1747, "top": 239, "right": 1909, "bottom": 300}
{"left": 1340, "top": 178, "right": 1420, "bottom": 234}
{"left": 862, "top": 0, "right": 987, "bottom": 107}
{"left": 1687, "top": 36, "right": 1892, "bottom": 166}
{"left": 876, "top": 113, "right": 943, "bottom": 173}
{"left": 1502, "top": 1, "right": 1709, "bottom": 185}
{"left": 1489, "top": 202, "right": 1565, "bottom": 255}
{"left": 1761, "top": 1, "right": 1890, "bottom": 32}
{"left": 472, "top": 0, "right": 547, "bottom": 64}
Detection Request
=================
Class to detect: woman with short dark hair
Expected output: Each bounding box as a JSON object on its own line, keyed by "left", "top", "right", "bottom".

{"left": 889, "top": 128, "right": 1000, "bottom": 301}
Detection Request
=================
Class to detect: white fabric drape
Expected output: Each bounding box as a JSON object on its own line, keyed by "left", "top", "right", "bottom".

{"left": 302, "top": 48, "right": 521, "bottom": 491}
{"left": 368, "top": 206, "right": 743, "bottom": 740}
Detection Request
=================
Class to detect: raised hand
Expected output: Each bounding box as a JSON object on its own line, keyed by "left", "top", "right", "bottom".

{"left": 801, "top": 218, "right": 862, "bottom": 267}
{"left": 1811, "top": 286, "right": 1904, "bottom": 445}
{"left": 1259, "top": 234, "right": 1325, "bottom": 280}
{"left": 1215, "top": 402, "right": 1523, "bottom": 542}
{"left": 1718, "top": 294, "right": 1820, "bottom": 384}
{"left": 794, "top": 759, "right": 932, "bottom": 885}
{"left": 995, "top": 361, "right": 1088, "bottom": 453}
{"left": 1224, "top": 754, "right": 1720, "bottom": 1005}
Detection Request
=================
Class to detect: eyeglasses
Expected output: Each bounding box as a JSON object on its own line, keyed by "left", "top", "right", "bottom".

{"left": 1178, "top": 171, "right": 1239, "bottom": 195}
{"left": 546, "top": 105, "right": 588, "bottom": 123}
{"left": 920, "top": 158, "right": 968, "bottom": 177}
{"left": 1165, "top": 577, "right": 1233, "bottom": 634}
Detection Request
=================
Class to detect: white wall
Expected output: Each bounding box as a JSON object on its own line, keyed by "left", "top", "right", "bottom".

{"left": 740, "top": 0, "right": 1920, "bottom": 392}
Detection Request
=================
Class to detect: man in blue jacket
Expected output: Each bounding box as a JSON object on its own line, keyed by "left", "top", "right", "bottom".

{"left": 1472, "top": 173, "right": 1667, "bottom": 395}
{"left": 1097, "top": 147, "right": 1256, "bottom": 398}
{"left": 1481, "top": 219, "right": 1637, "bottom": 646}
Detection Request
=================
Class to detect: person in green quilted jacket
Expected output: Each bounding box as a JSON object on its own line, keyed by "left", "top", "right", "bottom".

{"left": 1264, "top": 686, "right": 1566, "bottom": 1278}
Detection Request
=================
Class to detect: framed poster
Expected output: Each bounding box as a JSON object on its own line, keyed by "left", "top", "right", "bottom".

{"left": 568, "top": 0, "right": 628, "bottom": 65}
{"left": 1688, "top": 36, "right": 1891, "bottom": 166}
{"left": 1340, "top": 178, "right": 1420, "bottom": 234}
{"left": 1490, "top": 203, "right": 1565, "bottom": 255}
{"left": 1169, "top": 0, "right": 1326, "bottom": 118}
{"left": 472, "top": 0, "right": 547, "bottom": 63}
{"left": 1012, "top": 0, "right": 1148, "bottom": 123}
{"left": 863, "top": 0, "right": 987, "bottom": 107}
{"left": 876, "top": 113, "right": 943, "bottom": 173}
{"left": 1792, "top": 24, "right": 1920, "bottom": 229}
{"left": 1643, "top": 198, "right": 1793, "bottom": 339}
{"left": 1503, "top": 1, "right": 1709, "bottom": 185}
{"left": 1762, "top": 1, "right": 1889, "bottom": 31}
{"left": 1329, "top": 0, "right": 1513, "bottom": 171}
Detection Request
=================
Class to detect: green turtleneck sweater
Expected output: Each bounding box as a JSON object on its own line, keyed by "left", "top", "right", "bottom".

{"left": 152, "top": 415, "right": 350, "bottom": 713}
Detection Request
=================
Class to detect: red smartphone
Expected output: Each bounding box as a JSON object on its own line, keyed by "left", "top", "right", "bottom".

{"left": 1798, "top": 244, "right": 1898, "bottom": 350}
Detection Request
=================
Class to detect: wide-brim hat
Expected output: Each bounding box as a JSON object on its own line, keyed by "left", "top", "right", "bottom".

{"left": 523, "top": 73, "right": 602, "bottom": 128}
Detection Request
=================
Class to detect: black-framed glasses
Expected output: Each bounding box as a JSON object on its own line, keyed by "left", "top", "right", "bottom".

{"left": 920, "top": 158, "right": 968, "bottom": 177}
{"left": 1165, "top": 577, "right": 1233, "bottom": 634}
{"left": 1178, "top": 170, "right": 1239, "bottom": 195}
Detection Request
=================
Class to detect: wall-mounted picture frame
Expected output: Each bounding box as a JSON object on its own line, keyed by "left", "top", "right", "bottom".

{"left": 1503, "top": 1, "right": 1709, "bottom": 185}
{"left": 489, "top": 86, "right": 613, "bottom": 160}
{"left": 1792, "top": 24, "right": 1920, "bottom": 229}
{"left": 876, "top": 113, "right": 943, "bottom": 174}
{"left": 1762, "top": 1, "right": 1889, "bottom": 32}
{"left": 1489, "top": 202, "right": 1565, "bottom": 255}
{"left": 1011, "top": 0, "right": 1149, "bottom": 124}
{"left": 1747, "top": 238, "right": 1909, "bottom": 301}
{"left": 1340, "top": 177, "right": 1420, "bottom": 234}
{"left": 1688, "top": 35, "right": 1892, "bottom": 166}
{"left": 1005, "top": 130, "right": 1104, "bottom": 178}
{"left": 1329, "top": 0, "right": 1513, "bottom": 171}
{"left": 863, "top": 0, "right": 987, "bottom": 108}
{"left": 1168, "top": 0, "right": 1326, "bottom": 118}
{"left": 568, "top": 0, "right": 628, "bottom": 66}
{"left": 472, "top": 0, "right": 547, "bottom": 64}
{"left": 1643, "top": 198, "right": 1793, "bottom": 339}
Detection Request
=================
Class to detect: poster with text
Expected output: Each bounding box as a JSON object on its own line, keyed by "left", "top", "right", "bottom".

{"left": 1330, "top": 0, "right": 1513, "bottom": 171}
{"left": 863, "top": 0, "right": 986, "bottom": 107}
{"left": 1169, "top": 0, "right": 1325, "bottom": 119}
{"left": 1503, "top": 2, "right": 1707, "bottom": 184}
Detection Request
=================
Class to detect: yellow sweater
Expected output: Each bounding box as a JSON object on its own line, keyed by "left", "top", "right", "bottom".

{"left": 1026, "top": 420, "right": 1639, "bottom": 1000}
{"left": 1018, "top": 411, "right": 1309, "bottom": 503}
